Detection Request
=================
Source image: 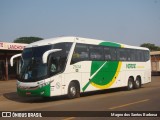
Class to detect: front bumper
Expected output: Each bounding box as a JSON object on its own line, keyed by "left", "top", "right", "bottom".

{"left": 17, "top": 84, "right": 50, "bottom": 97}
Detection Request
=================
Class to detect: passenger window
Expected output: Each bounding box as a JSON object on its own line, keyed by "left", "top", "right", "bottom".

{"left": 89, "top": 45, "right": 104, "bottom": 60}
{"left": 144, "top": 50, "right": 150, "bottom": 61}
{"left": 104, "top": 47, "right": 112, "bottom": 60}
{"left": 50, "top": 57, "right": 57, "bottom": 73}
{"left": 136, "top": 50, "right": 144, "bottom": 61}
{"left": 127, "top": 49, "right": 136, "bottom": 61}
{"left": 117, "top": 48, "right": 127, "bottom": 61}
{"left": 71, "top": 43, "right": 89, "bottom": 64}
{"left": 110, "top": 48, "right": 117, "bottom": 60}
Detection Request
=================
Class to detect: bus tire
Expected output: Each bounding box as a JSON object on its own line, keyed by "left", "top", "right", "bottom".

{"left": 134, "top": 77, "right": 141, "bottom": 89}
{"left": 67, "top": 82, "right": 80, "bottom": 99}
{"left": 127, "top": 77, "right": 134, "bottom": 90}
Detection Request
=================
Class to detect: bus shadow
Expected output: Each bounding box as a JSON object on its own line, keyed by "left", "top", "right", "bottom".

{"left": 3, "top": 92, "right": 68, "bottom": 103}
{"left": 81, "top": 86, "right": 146, "bottom": 98}
{"left": 3, "top": 87, "right": 145, "bottom": 103}
{"left": 81, "top": 87, "right": 127, "bottom": 97}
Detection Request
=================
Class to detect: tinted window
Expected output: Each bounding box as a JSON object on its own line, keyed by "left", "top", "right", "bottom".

{"left": 71, "top": 43, "right": 89, "bottom": 64}
{"left": 22, "top": 45, "right": 52, "bottom": 59}
{"left": 33, "top": 45, "right": 52, "bottom": 58}
{"left": 117, "top": 48, "right": 127, "bottom": 61}
{"left": 22, "top": 48, "right": 32, "bottom": 59}
{"left": 110, "top": 48, "right": 117, "bottom": 60}
{"left": 104, "top": 47, "right": 117, "bottom": 61}
{"left": 127, "top": 49, "right": 136, "bottom": 61}
{"left": 20, "top": 43, "right": 72, "bottom": 82}
{"left": 54, "top": 42, "right": 72, "bottom": 55}
{"left": 89, "top": 45, "right": 104, "bottom": 60}
{"left": 50, "top": 43, "right": 72, "bottom": 71}
{"left": 71, "top": 43, "right": 149, "bottom": 63}
{"left": 144, "top": 50, "right": 150, "bottom": 61}
{"left": 104, "top": 47, "right": 112, "bottom": 60}
{"left": 136, "top": 50, "right": 144, "bottom": 61}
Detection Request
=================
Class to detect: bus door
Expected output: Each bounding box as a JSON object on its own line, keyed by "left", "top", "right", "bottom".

{"left": 48, "top": 53, "right": 63, "bottom": 96}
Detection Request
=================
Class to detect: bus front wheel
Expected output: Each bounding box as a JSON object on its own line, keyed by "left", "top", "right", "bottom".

{"left": 67, "top": 82, "right": 80, "bottom": 99}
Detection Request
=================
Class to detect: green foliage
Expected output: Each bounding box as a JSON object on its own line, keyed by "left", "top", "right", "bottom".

{"left": 13, "top": 37, "right": 43, "bottom": 44}
{"left": 140, "top": 43, "right": 160, "bottom": 51}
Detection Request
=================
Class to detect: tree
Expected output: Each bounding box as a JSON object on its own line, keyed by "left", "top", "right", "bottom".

{"left": 140, "top": 43, "right": 160, "bottom": 51}
{"left": 13, "top": 37, "right": 43, "bottom": 44}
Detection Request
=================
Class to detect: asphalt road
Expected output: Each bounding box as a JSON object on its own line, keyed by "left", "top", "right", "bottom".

{"left": 0, "top": 76, "right": 160, "bottom": 119}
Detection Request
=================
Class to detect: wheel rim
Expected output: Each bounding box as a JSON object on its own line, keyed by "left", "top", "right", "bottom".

{"left": 70, "top": 86, "right": 76, "bottom": 96}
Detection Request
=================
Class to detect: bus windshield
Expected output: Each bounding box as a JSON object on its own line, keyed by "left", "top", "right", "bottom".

{"left": 19, "top": 43, "right": 72, "bottom": 82}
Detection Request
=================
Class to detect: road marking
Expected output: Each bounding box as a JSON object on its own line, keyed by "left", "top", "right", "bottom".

{"left": 63, "top": 117, "right": 75, "bottom": 120}
{"left": 109, "top": 99, "right": 150, "bottom": 110}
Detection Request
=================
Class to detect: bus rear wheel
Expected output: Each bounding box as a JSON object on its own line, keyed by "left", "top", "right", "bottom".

{"left": 67, "top": 82, "right": 80, "bottom": 99}
{"left": 127, "top": 77, "right": 134, "bottom": 90}
{"left": 134, "top": 77, "right": 141, "bottom": 89}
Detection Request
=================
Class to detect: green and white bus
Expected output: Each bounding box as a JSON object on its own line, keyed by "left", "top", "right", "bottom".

{"left": 10, "top": 37, "right": 151, "bottom": 98}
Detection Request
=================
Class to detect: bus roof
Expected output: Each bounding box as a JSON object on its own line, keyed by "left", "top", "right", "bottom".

{"left": 25, "top": 36, "right": 149, "bottom": 50}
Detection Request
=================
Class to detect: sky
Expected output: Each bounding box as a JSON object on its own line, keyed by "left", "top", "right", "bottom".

{"left": 0, "top": 0, "right": 160, "bottom": 46}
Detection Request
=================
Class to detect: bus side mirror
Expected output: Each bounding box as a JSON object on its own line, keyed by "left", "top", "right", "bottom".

{"left": 42, "top": 49, "right": 62, "bottom": 64}
{"left": 10, "top": 54, "right": 22, "bottom": 66}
